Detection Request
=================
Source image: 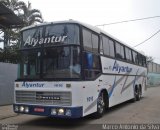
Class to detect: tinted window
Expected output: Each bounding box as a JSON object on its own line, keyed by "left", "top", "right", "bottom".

{"left": 102, "top": 36, "right": 109, "bottom": 56}
{"left": 19, "top": 50, "right": 41, "bottom": 79}
{"left": 45, "top": 24, "right": 80, "bottom": 45}
{"left": 22, "top": 27, "right": 43, "bottom": 48}
{"left": 132, "top": 51, "right": 138, "bottom": 64}
{"left": 115, "top": 42, "right": 124, "bottom": 59}
{"left": 100, "top": 37, "right": 103, "bottom": 54}
{"left": 92, "top": 33, "right": 98, "bottom": 53}
{"left": 102, "top": 35, "right": 115, "bottom": 57}
{"left": 83, "top": 29, "right": 99, "bottom": 53}
{"left": 93, "top": 55, "right": 101, "bottom": 70}
{"left": 125, "top": 47, "right": 132, "bottom": 62}
{"left": 109, "top": 39, "right": 115, "bottom": 57}
{"left": 22, "top": 24, "right": 80, "bottom": 48}
{"left": 83, "top": 52, "right": 101, "bottom": 79}
{"left": 43, "top": 46, "right": 81, "bottom": 78}
{"left": 142, "top": 56, "right": 147, "bottom": 67}
{"left": 138, "top": 54, "right": 143, "bottom": 66}
{"left": 83, "top": 29, "right": 92, "bottom": 51}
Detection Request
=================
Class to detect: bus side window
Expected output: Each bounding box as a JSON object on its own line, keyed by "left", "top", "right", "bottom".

{"left": 83, "top": 28, "right": 99, "bottom": 53}
{"left": 109, "top": 39, "right": 115, "bottom": 57}
{"left": 102, "top": 36, "right": 109, "bottom": 56}
{"left": 132, "top": 51, "right": 138, "bottom": 64}
{"left": 83, "top": 29, "right": 92, "bottom": 52}
{"left": 142, "top": 56, "right": 147, "bottom": 67}
{"left": 138, "top": 54, "right": 143, "bottom": 66}
{"left": 92, "top": 33, "right": 98, "bottom": 53}
{"left": 102, "top": 35, "right": 115, "bottom": 57}
{"left": 100, "top": 36, "right": 103, "bottom": 54}
{"left": 125, "top": 47, "right": 132, "bottom": 62}
{"left": 115, "top": 42, "right": 124, "bottom": 60}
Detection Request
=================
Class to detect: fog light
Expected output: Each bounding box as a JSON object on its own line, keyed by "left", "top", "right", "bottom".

{"left": 65, "top": 109, "right": 71, "bottom": 116}
{"left": 51, "top": 108, "right": 57, "bottom": 115}
{"left": 20, "top": 106, "right": 24, "bottom": 112}
{"left": 25, "top": 107, "right": 29, "bottom": 113}
{"left": 58, "top": 108, "right": 64, "bottom": 115}
{"left": 14, "top": 106, "right": 19, "bottom": 112}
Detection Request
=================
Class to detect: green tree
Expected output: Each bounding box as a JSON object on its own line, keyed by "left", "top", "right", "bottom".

{"left": 0, "top": 0, "right": 43, "bottom": 43}
{"left": 0, "top": 0, "right": 43, "bottom": 63}
{"left": 1, "top": 0, "right": 43, "bottom": 25}
{"left": 19, "top": 1, "right": 43, "bottom": 26}
{"left": 146, "top": 56, "right": 154, "bottom": 63}
{"left": 0, "top": 0, "right": 26, "bottom": 15}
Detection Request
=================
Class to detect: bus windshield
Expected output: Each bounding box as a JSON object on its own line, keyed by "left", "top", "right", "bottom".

{"left": 19, "top": 46, "right": 81, "bottom": 79}
{"left": 20, "top": 50, "right": 41, "bottom": 79}
{"left": 43, "top": 46, "right": 81, "bottom": 78}
{"left": 18, "top": 23, "right": 81, "bottom": 80}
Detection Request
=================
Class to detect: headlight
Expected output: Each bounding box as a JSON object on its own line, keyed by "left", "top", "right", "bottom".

{"left": 51, "top": 108, "right": 57, "bottom": 115}
{"left": 58, "top": 108, "right": 64, "bottom": 115}
{"left": 51, "top": 108, "right": 71, "bottom": 116}
{"left": 14, "top": 106, "right": 19, "bottom": 112}
{"left": 20, "top": 106, "right": 24, "bottom": 112}
{"left": 24, "top": 107, "right": 29, "bottom": 113}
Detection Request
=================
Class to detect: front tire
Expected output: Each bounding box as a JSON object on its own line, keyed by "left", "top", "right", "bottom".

{"left": 94, "top": 92, "right": 106, "bottom": 118}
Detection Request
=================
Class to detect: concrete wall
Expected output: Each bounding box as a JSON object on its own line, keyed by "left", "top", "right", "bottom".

{"left": 0, "top": 63, "right": 17, "bottom": 106}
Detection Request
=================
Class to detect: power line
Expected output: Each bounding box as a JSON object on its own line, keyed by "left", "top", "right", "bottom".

{"left": 96, "top": 16, "right": 160, "bottom": 26}
{"left": 133, "top": 28, "right": 160, "bottom": 48}
{"left": 95, "top": 16, "right": 160, "bottom": 48}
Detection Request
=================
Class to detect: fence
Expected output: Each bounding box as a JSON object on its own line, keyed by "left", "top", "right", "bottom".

{"left": 0, "top": 63, "right": 17, "bottom": 105}
{"left": 147, "top": 62, "right": 160, "bottom": 86}
{"left": 148, "top": 62, "right": 160, "bottom": 73}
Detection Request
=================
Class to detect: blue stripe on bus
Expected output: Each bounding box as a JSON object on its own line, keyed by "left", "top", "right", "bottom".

{"left": 109, "top": 76, "right": 116, "bottom": 98}
{"left": 133, "top": 69, "right": 139, "bottom": 91}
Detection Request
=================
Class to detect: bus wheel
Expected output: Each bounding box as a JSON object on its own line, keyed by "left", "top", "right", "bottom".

{"left": 139, "top": 85, "right": 142, "bottom": 98}
{"left": 131, "top": 86, "right": 140, "bottom": 102}
{"left": 136, "top": 87, "right": 141, "bottom": 101}
{"left": 94, "top": 92, "right": 105, "bottom": 118}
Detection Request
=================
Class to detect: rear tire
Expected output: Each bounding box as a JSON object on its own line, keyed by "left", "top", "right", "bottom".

{"left": 136, "top": 87, "right": 141, "bottom": 101}
{"left": 139, "top": 85, "right": 142, "bottom": 98}
{"left": 131, "top": 86, "right": 141, "bottom": 102}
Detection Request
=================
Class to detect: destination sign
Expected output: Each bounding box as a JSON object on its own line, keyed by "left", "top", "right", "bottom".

{"left": 24, "top": 35, "right": 68, "bottom": 47}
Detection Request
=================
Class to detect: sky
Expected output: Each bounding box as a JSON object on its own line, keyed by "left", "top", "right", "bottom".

{"left": 11, "top": 0, "right": 160, "bottom": 63}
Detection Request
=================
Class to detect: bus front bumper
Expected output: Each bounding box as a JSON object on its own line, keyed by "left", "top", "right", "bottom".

{"left": 13, "top": 104, "right": 83, "bottom": 118}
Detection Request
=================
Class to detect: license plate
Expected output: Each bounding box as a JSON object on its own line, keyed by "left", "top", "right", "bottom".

{"left": 34, "top": 108, "right": 44, "bottom": 112}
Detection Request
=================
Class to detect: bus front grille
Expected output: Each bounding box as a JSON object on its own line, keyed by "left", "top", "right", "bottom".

{"left": 15, "top": 91, "right": 72, "bottom": 106}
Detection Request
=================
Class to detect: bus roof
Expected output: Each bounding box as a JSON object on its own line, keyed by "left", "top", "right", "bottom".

{"left": 21, "top": 20, "right": 145, "bottom": 56}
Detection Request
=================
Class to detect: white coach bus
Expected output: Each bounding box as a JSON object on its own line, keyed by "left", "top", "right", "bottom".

{"left": 13, "top": 20, "right": 147, "bottom": 118}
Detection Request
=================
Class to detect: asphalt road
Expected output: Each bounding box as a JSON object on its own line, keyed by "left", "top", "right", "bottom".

{"left": 0, "top": 86, "right": 160, "bottom": 130}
